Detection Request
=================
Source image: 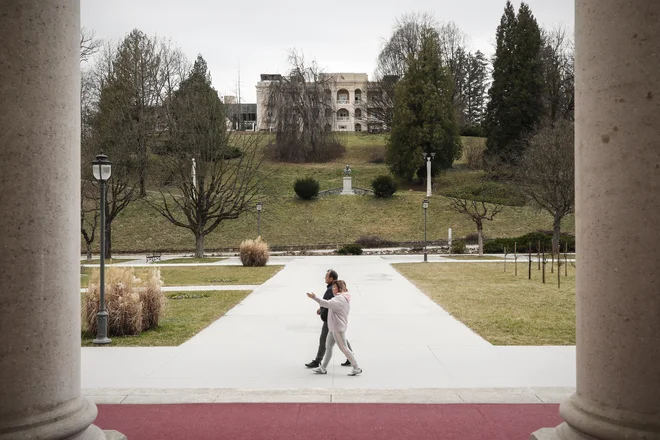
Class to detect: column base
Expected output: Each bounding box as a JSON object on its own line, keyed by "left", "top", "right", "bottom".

{"left": 0, "top": 397, "right": 114, "bottom": 440}
{"left": 530, "top": 423, "right": 598, "bottom": 440}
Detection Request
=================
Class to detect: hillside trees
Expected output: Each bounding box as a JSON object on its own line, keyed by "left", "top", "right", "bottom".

{"left": 265, "top": 51, "right": 344, "bottom": 162}
{"left": 485, "top": 1, "right": 544, "bottom": 163}
{"left": 149, "top": 56, "right": 268, "bottom": 257}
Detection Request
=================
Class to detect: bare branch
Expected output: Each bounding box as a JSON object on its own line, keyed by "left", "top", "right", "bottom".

{"left": 80, "top": 27, "right": 102, "bottom": 63}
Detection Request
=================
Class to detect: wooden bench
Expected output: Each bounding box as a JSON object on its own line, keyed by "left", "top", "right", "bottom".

{"left": 146, "top": 252, "right": 161, "bottom": 263}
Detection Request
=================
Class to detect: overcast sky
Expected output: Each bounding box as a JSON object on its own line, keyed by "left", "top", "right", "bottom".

{"left": 82, "top": 0, "right": 574, "bottom": 102}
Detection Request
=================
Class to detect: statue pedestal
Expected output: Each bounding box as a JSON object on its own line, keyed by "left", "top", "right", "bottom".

{"left": 341, "top": 176, "right": 355, "bottom": 195}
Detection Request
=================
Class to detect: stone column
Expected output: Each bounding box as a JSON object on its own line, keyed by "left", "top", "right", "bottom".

{"left": 0, "top": 1, "right": 105, "bottom": 438}
{"left": 532, "top": 1, "right": 660, "bottom": 439}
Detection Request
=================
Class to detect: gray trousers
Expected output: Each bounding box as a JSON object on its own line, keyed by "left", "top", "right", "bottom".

{"left": 315, "top": 321, "right": 352, "bottom": 362}
{"left": 321, "top": 331, "right": 358, "bottom": 369}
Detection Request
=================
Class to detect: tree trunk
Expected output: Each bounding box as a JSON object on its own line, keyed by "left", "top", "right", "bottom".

{"left": 552, "top": 213, "right": 562, "bottom": 255}
{"left": 195, "top": 234, "right": 205, "bottom": 258}
{"left": 86, "top": 243, "right": 93, "bottom": 261}
{"left": 477, "top": 222, "right": 484, "bottom": 256}
{"left": 139, "top": 173, "right": 146, "bottom": 198}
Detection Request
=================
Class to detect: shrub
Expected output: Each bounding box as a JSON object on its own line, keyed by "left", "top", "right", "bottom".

{"left": 371, "top": 175, "right": 398, "bottom": 198}
{"left": 84, "top": 267, "right": 165, "bottom": 337}
{"left": 294, "top": 177, "right": 320, "bottom": 200}
{"left": 355, "top": 235, "right": 398, "bottom": 248}
{"left": 368, "top": 151, "right": 385, "bottom": 164}
{"left": 460, "top": 125, "right": 485, "bottom": 137}
{"left": 240, "top": 237, "right": 270, "bottom": 266}
{"left": 482, "top": 232, "right": 576, "bottom": 254}
{"left": 463, "top": 142, "right": 486, "bottom": 170}
{"left": 337, "top": 243, "right": 363, "bottom": 255}
{"left": 463, "top": 233, "right": 482, "bottom": 245}
{"left": 450, "top": 239, "right": 467, "bottom": 254}
{"left": 221, "top": 146, "right": 243, "bottom": 160}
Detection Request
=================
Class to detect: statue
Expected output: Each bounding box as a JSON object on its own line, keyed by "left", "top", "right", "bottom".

{"left": 341, "top": 165, "right": 354, "bottom": 195}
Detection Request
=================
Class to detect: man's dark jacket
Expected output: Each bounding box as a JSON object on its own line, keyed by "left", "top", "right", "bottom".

{"left": 320, "top": 283, "right": 333, "bottom": 322}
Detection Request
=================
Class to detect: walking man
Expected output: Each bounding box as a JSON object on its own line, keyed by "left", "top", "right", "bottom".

{"left": 305, "top": 269, "right": 352, "bottom": 368}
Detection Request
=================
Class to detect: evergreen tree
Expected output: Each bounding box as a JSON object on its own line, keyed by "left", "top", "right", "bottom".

{"left": 386, "top": 28, "right": 461, "bottom": 181}
{"left": 485, "top": 1, "right": 544, "bottom": 162}
{"left": 464, "top": 50, "right": 489, "bottom": 129}
{"left": 112, "top": 29, "right": 162, "bottom": 196}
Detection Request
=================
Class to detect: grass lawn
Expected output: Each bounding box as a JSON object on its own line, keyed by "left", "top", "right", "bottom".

{"left": 83, "top": 133, "right": 575, "bottom": 253}
{"left": 393, "top": 262, "right": 575, "bottom": 345}
{"left": 442, "top": 255, "right": 504, "bottom": 260}
{"left": 81, "top": 290, "right": 250, "bottom": 346}
{"left": 160, "top": 257, "right": 226, "bottom": 264}
{"left": 80, "top": 265, "right": 283, "bottom": 288}
{"left": 81, "top": 258, "right": 138, "bottom": 265}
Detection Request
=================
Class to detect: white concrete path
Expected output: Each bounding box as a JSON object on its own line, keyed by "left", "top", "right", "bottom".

{"left": 82, "top": 256, "right": 575, "bottom": 403}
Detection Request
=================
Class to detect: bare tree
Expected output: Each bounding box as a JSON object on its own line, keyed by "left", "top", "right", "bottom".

{"left": 81, "top": 181, "right": 99, "bottom": 261}
{"left": 149, "top": 56, "right": 269, "bottom": 257}
{"left": 540, "top": 26, "right": 575, "bottom": 123}
{"left": 369, "top": 14, "right": 477, "bottom": 130}
{"left": 445, "top": 194, "right": 504, "bottom": 256}
{"left": 438, "top": 21, "right": 471, "bottom": 120}
{"left": 80, "top": 27, "right": 102, "bottom": 63}
{"left": 266, "top": 51, "right": 344, "bottom": 162}
{"left": 363, "top": 12, "right": 437, "bottom": 128}
{"left": 518, "top": 118, "right": 574, "bottom": 255}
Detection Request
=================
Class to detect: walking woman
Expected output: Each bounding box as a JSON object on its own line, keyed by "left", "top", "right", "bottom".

{"left": 306, "top": 280, "right": 362, "bottom": 376}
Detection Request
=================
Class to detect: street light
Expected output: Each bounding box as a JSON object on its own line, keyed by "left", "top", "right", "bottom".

{"left": 422, "top": 152, "right": 436, "bottom": 197}
{"left": 256, "top": 201, "right": 263, "bottom": 237}
{"left": 92, "top": 153, "right": 112, "bottom": 345}
{"left": 422, "top": 199, "right": 429, "bottom": 262}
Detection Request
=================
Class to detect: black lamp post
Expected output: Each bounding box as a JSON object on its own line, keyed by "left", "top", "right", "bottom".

{"left": 92, "top": 153, "right": 112, "bottom": 345}
{"left": 423, "top": 199, "right": 429, "bottom": 262}
{"left": 256, "top": 201, "right": 263, "bottom": 237}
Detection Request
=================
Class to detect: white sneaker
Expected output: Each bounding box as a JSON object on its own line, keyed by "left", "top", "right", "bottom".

{"left": 348, "top": 367, "right": 362, "bottom": 376}
{"left": 312, "top": 366, "right": 327, "bottom": 374}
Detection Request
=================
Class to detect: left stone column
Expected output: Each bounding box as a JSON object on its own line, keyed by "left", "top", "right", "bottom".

{"left": 0, "top": 1, "right": 105, "bottom": 439}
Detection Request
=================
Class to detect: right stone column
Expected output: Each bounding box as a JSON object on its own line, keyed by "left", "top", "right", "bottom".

{"left": 532, "top": 1, "right": 660, "bottom": 439}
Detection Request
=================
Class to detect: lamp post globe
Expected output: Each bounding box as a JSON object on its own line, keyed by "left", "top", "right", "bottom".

{"left": 92, "top": 153, "right": 112, "bottom": 345}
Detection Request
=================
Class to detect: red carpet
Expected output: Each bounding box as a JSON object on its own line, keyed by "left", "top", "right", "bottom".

{"left": 96, "top": 403, "right": 561, "bottom": 440}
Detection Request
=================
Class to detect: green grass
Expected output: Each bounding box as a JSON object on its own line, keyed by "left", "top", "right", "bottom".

{"left": 442, "top": 255, "right": 504, "bottom": 260}
{"left": 81, "top": 290, "right": 251, "bottom": 346}
{"left": 394, "top": 262, "right": 575, "bottom": 345}
{"left": 84, "top": 133, "right": 575, "bottom": 252}
{"left": 160, "top": 257, "right": 225, "bottom": 264}
{"left": 81, "top": 265, "right": 283, "bottom": 288}
{"left": 81, "top": 258, "right": 138, "bottom": 265}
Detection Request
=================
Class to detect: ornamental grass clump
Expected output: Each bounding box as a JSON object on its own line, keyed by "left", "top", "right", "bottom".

{"left": 84, "top": 267, "right": 165, "bottom": 336}
{"left": 240, "top": 237, "right": 270, "bottom": 267}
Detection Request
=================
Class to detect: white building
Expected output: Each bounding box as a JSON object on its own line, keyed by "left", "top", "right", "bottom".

{"left": 255, "top": 72, "right": 385, "bottom": 132}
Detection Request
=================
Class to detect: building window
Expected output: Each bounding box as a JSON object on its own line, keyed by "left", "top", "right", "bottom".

{"left": 355, "top": 123, "right": 362, "bottom": 132}
{"left": 337, "top": 108, "right": 349, "bottom": 121}
{"left": 325, "top": 108, "right": 333, "bottom": 118}
{"left": 339, "top": 125, "right": 347, "bottom": 131}
{"left": 337, "top": 89, "right": 349, "bottom": 104}
{"left": 354, "top": 108, "right": 362, "bottom": 118}
{"left": 354, "top": 89, "right": 362, "bottom": 103}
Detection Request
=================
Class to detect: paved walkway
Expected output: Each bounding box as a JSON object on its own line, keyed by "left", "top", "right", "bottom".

{"left": 82, "top": 256, "right": 575, "bottom": 404}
